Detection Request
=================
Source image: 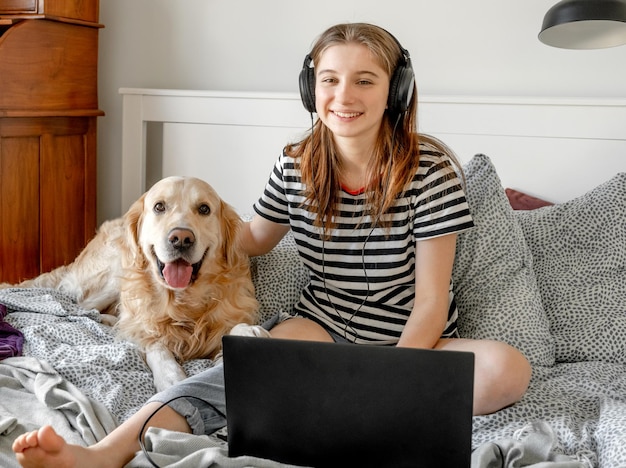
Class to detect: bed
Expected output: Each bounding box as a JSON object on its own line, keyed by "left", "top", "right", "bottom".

{"left": 1, "top": 90, "right": 626, "bottom": 467}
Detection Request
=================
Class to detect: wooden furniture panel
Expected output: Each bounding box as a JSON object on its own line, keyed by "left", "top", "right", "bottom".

{"left": 40, "top": 117, "right": 97, "bottom": 273}
{"left": 0, "top": 0, "right": 99, "bottom": 23}
{"left": 0, "top": 2, "right": 101, "bottom": 283}
{"left": 0, "top": 0, "right": 37, "bottom": 14}
{"left": 0, "top": 135, "right": 40, "bottom": 281}
{"left": 0, "top": 19, "right": 99, "bottom": 114}
{"left": 0, "top": 117, "right": 97, "bottom": 282}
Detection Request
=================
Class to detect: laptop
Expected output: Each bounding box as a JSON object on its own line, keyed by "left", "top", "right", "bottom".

{"left": 222, "top": 336, "right": 474, "bottom": 468}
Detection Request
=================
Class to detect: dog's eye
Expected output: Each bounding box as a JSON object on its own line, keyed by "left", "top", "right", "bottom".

{"left": 154, "top": 202, "right": 166, "bottom": 214}
{"left": 198, "top": 204, "right": 211, "bottom": 216}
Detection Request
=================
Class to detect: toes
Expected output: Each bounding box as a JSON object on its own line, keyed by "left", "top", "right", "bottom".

{"left": 12, "top": 430, "right": 37, "bottom": 452}
{"left": 37, "top": 425, "right": 64, "bottom": 452}
{"left": 12, "top": 426, "right": 60, "bottom": 453}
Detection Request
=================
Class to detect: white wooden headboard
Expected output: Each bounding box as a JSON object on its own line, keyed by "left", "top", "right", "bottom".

{"left": 119, "top": 88, "right": 626, "bottom": 215}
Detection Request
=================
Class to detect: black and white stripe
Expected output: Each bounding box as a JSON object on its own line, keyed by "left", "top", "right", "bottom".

{"left": 254, "top": 145, "right": 474, "bottom": 344}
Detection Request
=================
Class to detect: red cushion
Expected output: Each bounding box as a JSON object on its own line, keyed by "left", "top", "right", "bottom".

{"left": 505, "top": 188, "right": 554, "bottom": 210}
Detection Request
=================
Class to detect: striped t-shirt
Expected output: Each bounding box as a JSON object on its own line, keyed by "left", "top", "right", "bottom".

{"left": 254, "top": 145, "right": 474, "bottom": 345}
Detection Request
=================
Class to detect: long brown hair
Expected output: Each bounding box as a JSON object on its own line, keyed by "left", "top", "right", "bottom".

{"left": 286, "top": 23, "right": 459, "bottom": 232}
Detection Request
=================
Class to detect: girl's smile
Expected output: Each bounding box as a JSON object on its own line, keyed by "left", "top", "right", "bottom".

{"left": 332, "top": 110, "right": 363, "bottom": 119}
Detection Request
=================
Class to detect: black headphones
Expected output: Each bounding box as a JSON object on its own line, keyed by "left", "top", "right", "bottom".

{"left": 298, "top": 28, "right": 415, "bottom": 115}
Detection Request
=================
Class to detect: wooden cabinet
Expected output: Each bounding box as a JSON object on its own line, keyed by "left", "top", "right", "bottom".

{"left": 0, "top": 1, "right": 103, "bottom": 283}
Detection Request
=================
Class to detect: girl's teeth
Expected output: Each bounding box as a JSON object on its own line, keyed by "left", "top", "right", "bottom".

{"left": 335, "top": 111, "right": 360, "bottom": 118}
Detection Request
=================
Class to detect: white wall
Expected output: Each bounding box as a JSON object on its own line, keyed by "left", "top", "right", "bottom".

{"left": 97, "top": 0, "right": 626, "bottom": 223}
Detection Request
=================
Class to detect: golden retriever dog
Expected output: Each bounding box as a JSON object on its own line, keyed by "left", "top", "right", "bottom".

{"left": 1, "top": 176, "right": 258, "bottom": 391}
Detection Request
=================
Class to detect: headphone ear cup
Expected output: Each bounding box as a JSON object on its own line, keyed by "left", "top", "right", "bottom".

{"left": 387, "top": 64, "right": 415, "bottom": 114}
{"left": 299, "top": 55, "right": 316, "bottom": 113}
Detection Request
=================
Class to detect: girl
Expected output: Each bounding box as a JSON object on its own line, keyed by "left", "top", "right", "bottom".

{"left": 13, "top": 22, "right": 531, "bottom": 468}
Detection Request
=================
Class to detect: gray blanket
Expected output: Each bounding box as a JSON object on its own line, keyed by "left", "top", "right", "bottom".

{"left": 471, "top": 422, "right": 591, "bottom": 468}
{"left": 126, "top": 427, "right": 307, "bottom": 468}
{"left": 0, "top": 356, "right": 117, "bottom": 468}
{"left": 125, "top": 421, "right": 590, "bottom": 468}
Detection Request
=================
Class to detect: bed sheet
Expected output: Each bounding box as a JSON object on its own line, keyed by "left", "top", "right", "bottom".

{"left": 2, "top": 288, "right": 626, "bottom": 467}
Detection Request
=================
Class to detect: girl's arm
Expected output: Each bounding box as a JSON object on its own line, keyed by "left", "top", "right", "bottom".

{"left": 238, "top": 214, "right": 290, "bottom": 257}
{"left": 397, "top": 233, "right": 458, "bottom": 349}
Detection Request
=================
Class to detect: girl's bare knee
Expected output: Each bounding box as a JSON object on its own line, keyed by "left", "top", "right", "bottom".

{"left": 439, "top": 338, "right": 531, "bottom": 415}
{"left": 269, "top": 317, "right": 334, "bottom": 342}
{"left": 473, "top": 341, "right": 531, "bottom": 414}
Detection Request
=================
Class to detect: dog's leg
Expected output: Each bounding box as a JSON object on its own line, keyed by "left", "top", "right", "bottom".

{"left": 213, "top": 323, "right": 271, "bottom": 364}
{"left": 145, "top": 342, "right": 188, "bottom": 392}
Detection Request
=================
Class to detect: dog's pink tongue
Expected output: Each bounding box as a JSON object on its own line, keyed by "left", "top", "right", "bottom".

{"left": 163, "top": 259, "right": 193, "bottom": 288}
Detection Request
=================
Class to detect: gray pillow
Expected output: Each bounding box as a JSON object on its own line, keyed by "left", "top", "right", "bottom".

{"left": 453, "top": 154, "right": 555, "bottom": 366}
{"left": 249, "top": 231, "right": 309, "bottom": 324}
{"left": 516, "top": 173, "right": 626, "bottom": 363}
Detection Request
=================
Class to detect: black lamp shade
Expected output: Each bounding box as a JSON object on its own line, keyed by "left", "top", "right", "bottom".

{"left": 539, "top": 0, "right": 626, "bottom": 49}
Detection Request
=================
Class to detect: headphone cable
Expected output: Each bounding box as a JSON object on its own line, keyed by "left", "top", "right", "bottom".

{"left": 320, "top": 112, "right": 402, "bottom": 342}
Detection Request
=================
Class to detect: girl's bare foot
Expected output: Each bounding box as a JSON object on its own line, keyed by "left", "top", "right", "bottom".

{"left": 12, "top": 425, "right": 84, "bottom": 468}
{"left": 12, "top": 402, "right": 192, "bottom": 468}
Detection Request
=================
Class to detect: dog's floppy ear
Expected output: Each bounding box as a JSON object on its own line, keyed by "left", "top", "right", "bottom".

{"left": 122, "top": 194, "right": 147, "bottom": 267}
{"left": 218, "top": 200, "right": 246, "bottom": 266}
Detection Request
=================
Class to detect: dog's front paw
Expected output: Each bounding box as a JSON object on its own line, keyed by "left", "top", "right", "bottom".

{"left": 153, "top": 365, "right": 187, "bottom": 393}
{"left": 99, "top": 313, "right": 119, "bottom": 326}
{"left": 145, "top": 343, "right": 187, "bottom": 392}
{"left": 229, "top": 323, "right": 271, "bottom": 338}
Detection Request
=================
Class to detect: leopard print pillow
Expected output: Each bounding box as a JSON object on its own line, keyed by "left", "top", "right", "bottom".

{"left": 453, "top": 154, "right": 555, "bottom": 366}
{"left": 249, "top": 231, "right": 309, "bottom": 324}
{"left": 516, "top": 172, "right": 626, "bottom": 363}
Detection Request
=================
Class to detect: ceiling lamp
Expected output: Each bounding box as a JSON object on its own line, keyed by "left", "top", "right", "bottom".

{"left": 539, "top": 0, "right": 626, "bottom": 49}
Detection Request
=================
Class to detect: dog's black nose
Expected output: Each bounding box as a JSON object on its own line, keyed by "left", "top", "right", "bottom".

{"left": 168, "top": 228, "right": 196, "bottom": 251}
